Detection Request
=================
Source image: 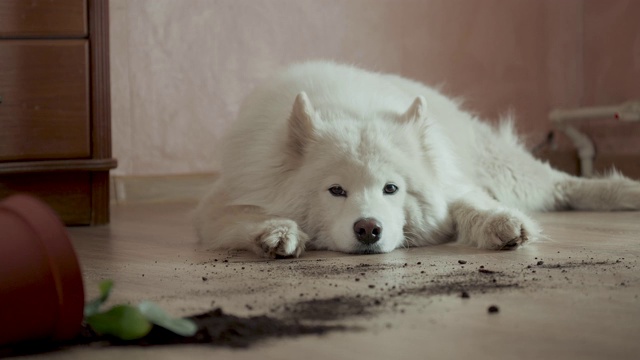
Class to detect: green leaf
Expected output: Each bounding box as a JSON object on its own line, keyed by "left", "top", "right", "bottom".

{"left": 137, "top": 301, "right": 198, "bottom": 337}
{"left": 86, "top": 305, "right": 152, "bottom": 340}
{"left": 84, "top": 280, "right": 114, "bottom": 317}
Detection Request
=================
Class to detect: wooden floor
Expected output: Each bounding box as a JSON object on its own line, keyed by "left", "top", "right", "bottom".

{"left": 23, "top": 202, "right": 640, "bottom": 359}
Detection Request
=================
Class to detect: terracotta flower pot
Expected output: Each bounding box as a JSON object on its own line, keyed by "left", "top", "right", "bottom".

{"left": 0, "top": 194, "right": 85, "bottom": 346}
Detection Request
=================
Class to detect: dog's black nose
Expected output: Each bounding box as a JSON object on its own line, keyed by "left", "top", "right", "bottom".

{"left": 353, "top": 218, "right": 382, "bottom": 244}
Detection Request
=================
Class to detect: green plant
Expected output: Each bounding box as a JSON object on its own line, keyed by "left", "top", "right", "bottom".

{"left": 84, "top": 280, "right": 197, "bottom": 340}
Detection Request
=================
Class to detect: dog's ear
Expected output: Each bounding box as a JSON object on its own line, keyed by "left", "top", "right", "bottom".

{"left": 400, "top": 96, "right": 432, "bottom": 148}
{"left": 287, "top": 92, "right": 316, "bottom": 157}
{"left": 400, "top": 96, "right": 427, "bottom": 123}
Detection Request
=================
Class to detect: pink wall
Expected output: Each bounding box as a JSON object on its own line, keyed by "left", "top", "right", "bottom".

{"left": 579, "top": 0, "right": 640, "bottom": 156}
{"left": 583, "top": 0, "right": 640, "bottom": 105}
{"left": 399, "top": 0, "right": 583, "bottom": 137}
{"left": 109, "top": 0, "right": 639, "bottom": 176}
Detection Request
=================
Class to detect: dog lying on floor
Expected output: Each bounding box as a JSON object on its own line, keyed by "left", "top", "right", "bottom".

{"left": 194, "top": 61, "right": 640, "bottom": 258}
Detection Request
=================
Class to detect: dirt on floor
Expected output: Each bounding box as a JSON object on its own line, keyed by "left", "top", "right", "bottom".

{"left": 0, "top": 256, "right": 630, "bottom": 357}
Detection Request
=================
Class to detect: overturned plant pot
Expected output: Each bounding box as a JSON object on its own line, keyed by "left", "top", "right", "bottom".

{"left": 0, "top": 194, "right": 84, "bottom": 346}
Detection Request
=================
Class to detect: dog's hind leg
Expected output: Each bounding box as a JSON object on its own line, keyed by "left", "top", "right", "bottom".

{"left": 555, "top": 172, "right": 640, "bottom": 211}
{"left": 194, "top": 182, "right": 309, "bottom": 258}
{"left": 448, "top": 190, "right": 541, "bottom": 250}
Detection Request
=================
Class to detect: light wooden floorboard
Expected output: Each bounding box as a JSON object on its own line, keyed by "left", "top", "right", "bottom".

{"left": 24, "top": 203, "right": 640, "bottom": 359}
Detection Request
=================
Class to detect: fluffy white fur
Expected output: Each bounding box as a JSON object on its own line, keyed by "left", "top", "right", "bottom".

{"left": 194, "top": 61, "right": 640, "bottom": 258}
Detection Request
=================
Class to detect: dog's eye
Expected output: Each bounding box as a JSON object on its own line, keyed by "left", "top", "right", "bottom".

{"left": 383, "top": 183, "right": 398, "bottom": 195}
{"left": 328, "top": 185, "right": 347, "bottom": 197}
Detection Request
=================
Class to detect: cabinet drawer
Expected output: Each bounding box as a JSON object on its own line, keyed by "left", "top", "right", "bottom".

{"left": 0, "top": 171, "right": 92, "bottom": 225}
{"left": 0, "top": 0, "right": 87, "bottom": 37}
{"left": 0, "top": 40, "right": 90, "bottom": 162}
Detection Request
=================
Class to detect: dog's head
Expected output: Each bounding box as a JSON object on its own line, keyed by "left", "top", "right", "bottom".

{"left": 285, "top": 92, "right": 448, "bottom": 254}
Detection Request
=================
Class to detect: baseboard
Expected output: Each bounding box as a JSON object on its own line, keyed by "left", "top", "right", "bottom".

{"left": 110, "top": 173, "right": 217, "bottom": 204}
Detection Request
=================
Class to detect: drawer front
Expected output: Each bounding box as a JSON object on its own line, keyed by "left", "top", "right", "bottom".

{"left": 0, "top": 40, "right": 90, "bottom": 162}
{"left": 0, "top": 0, "right": 87, "bottom": 37}
{"left": 0, "top": 171, "right": 92, "bottom": 225}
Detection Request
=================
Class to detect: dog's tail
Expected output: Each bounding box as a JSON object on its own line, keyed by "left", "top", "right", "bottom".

{"left": 556, "top": 170, "right": 640, "bottom": 211}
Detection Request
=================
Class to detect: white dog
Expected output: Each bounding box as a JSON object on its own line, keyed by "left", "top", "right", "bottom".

{"left": 194, "top": 61, "right": 640, "bottom": 258}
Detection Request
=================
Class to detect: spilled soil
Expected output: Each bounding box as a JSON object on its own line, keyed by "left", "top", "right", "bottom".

{"left": 1, "top": 308, "right": 347, "bottom": 357}
{"left": 277, "top": 267, "right": 522, "bottom": 322}
{"left": 96, "top": 308, "right": 345, "bottom": 347}
{"left": 76, "top": 308, "right": 345, "bottom": 348}
{"left": 1, "top": 256, "right": 630, "bottom": 357}
{"left": 284, "top": 296, "right": 375, "bottom": 321}
{"left": 268, "top": 257, "right": 627, "bottom": 323}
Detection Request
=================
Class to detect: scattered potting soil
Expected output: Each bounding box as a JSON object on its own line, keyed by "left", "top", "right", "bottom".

{"left": 536, "top": 260, "right": 611, "bottom": 269}
{"left": 283, "top": 296, "right": 374, "bottom": 321}
{"left": 269, "top": 267, "right": 520, "bottom": 325}
{"left": 3, "top": 256, "right": 628, "bottom": 357}
{"left": 401, "top": 271, "right": 519, "bottom": 297}
{"left": 292, "top": 262, "right": 397, "bottom": 278}
{"left": 478, "top": 268, "right": 498, "bottom": 274}
{"left": 81, "top": 308, "right": 344, "bottom": 348}
{"left": 0, "top": 308, "right": 346, "bottom": 357}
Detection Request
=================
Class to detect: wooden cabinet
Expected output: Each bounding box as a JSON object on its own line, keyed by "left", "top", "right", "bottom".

{"left": 0, "top": 0, "right": 87, "bottom": 37}
{"left": 0, "top": 0, "right": 116, "bottom": 225}
{"left": 0, "top": 40, "right": 91, "bottom": 161}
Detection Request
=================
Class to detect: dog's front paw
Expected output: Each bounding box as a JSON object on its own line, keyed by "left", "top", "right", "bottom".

{"left": 254, "top": 219, "right": 308, "bottom": 258}
{"left": 476, "top": 211, "right": 537, "bottom": 250}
